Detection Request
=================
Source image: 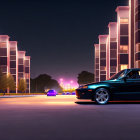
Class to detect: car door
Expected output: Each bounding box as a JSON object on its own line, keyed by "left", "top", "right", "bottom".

{"left": 111, "top": 78, "right": 132, "bottom": 100}
{"left": 109, "top": 69, "right": 131, "bottom": 100}
{"left": 122, "top": 70, "right": 140, "bottom": 100}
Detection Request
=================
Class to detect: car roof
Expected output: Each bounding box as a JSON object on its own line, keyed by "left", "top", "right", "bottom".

{"left": 126, "top": 68, "right": 140, "bottom": 71}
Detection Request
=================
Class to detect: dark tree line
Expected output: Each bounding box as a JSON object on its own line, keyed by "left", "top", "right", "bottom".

{"left": 0, "top": 69, "right": 27, "bottom": 94}
{"left": 30, "top": 74, "right": 62, "bottom": 93}
{"left": 77, "top": 71, "right": 94, "bottom": 85}
{"left": 31, "top": 71, "right": 94, "bottom": 93}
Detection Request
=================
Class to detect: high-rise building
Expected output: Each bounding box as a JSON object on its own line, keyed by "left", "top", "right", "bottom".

{"left": 108, "top": 22, "right": 118, "bottom": 77}
{"left": 0, "top": 35, "right": 30, "bottom": 93}
{"left": 94, "top": 0, "right": 140, "bottom": 82}
{"left": 98, "top": 35, "right": 108, "bottom": 81}
{"left": 133, "top": 0, "right": 140, "bottom": 68}
{"left": 25, "top": 56, "right": 30, "bottom": 93}
{"left": 0, "top": 36, "right": 10, "bottom": 75}
{"left": 9, "top": 41, "right": 18, "bottom": 93}
{"left": 94, "top": 44, "right": 99, "bottom": 82}
{"left": 116, "top": 6, "right": 129, "bottom": 72}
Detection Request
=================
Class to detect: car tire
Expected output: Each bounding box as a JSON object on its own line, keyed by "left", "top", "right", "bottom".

{"left": 93, "top": 88, "right": 110, "bottom": 105}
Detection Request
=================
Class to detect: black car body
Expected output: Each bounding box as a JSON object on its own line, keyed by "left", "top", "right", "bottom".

{"left": 76, "top": 68, "right": 140, "bottom": 104}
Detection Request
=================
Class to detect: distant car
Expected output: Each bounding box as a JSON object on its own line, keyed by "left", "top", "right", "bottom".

{"left": 76, "top": 68, "right": 140, "bottom": 105}
{"left": 47, "top": 90, "right": 57, "bottom": 96}
{"left": 66, "top": 92, "right": 70, "bottom": 95}
{"left": 72, "top": 92, "right": 76, "bottom": 95}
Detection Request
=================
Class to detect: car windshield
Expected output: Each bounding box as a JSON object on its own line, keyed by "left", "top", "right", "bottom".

{"left": 109, "top": 70, "right": 126, "bottom": 80}
{"left": 48, "top": 90, "right": 55, "bottom": 93}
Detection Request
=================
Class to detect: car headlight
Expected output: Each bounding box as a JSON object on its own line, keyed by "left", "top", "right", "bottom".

{"left": 88, "top": 85, "right": 97, "bottom": 89}
{"left": 83, "top": 86, "right": 88, "bottom": 89}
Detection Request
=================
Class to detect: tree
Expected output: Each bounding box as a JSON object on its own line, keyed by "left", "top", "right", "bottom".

{"left": 77, "top": 71, "right": 95, "bottom": 85}
{"left": 30, "top": 74, "right": 62, "bottom": 93}
{"left": 7, "top": 74, "right": 16, "bottom": 92}
{"left": 0, "top": 71, "right": 16, "bottom": 94}
{"left": 0, "top": 73, "right": 8, "bottom": 95}
{"left": 18, "top": 78, "right": 27, "bottom": 93}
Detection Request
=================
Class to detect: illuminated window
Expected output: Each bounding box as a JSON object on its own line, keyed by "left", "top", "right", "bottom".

{"left": 136, "top": 43, "right": 140, "bottom": 52}
{"left": 120, "top": 65, "right": 128, "bottom": 70}
{"left": 96, "top": 50, "right": 99, "bottom": 57}
{"left": 136, "top": 61, "right": 140, "bottom": 68}
{"left": 0, "top": 43, "right": 6, "bottom": 48}
{"left": 120, "top": 18, "right": 129, "bottom": 24}
{"left": 25, "top": 73, "right": 30, "bottom": 79}
{"left": 110, "top": 38, "right": 117, "bottom": 42}
{"left": 100, "top": 66, "right": 106, "bottom": 71}
{"left": 120, "top": 45, "right": 128, "bottom": 53}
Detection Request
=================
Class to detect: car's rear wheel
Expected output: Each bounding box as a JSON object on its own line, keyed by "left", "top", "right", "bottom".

{"left": 94, "top": 88, "right": 110, "bottom": 105}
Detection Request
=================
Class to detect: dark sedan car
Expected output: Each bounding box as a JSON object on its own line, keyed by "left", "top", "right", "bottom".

{"left": 76, "top": 68, "right": 140, "bottom": 105}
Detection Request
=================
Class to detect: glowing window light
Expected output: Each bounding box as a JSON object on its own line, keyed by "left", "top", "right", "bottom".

{"left": 136, "top": 43, "right": 140, "bottom": 52}
{"left": 100, "top": 66, "right": 106, "bottom": 71}
{"left": 120, "top": 18, "right": 129, "bottom": 24}
{"left": 70, "top": 81, "right": 73, "bottom": 84}
{"left": 120, "top": 45, "right": 128, "bottom": 53}
{"left": 120, "top": 65, "right": 128, "bottom": 70}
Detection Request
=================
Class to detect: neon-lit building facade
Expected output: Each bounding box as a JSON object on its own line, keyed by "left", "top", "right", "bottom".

{"left": 116, "top": 6, "right": 130, "bottom": 72}
{"left": 0, "top": 35, "right": 30, "bottom": 93}
{"left": 0, "top": 36, "right": 10, "bottom": 75}
{"left": 25, "top": 56, "right": 30, "bottom": 93}
{"left": 94, "top": 0, "right": 140, "bottom": 82}
{"left": 108, "top": 22, "right": 118, "bottom": 77}
{"left": 94, "top": 44, "right": 99, "bottom": 82}
{"left": 99, "top": 35, "right": 108, "bottom": 81}
{"left": 9, "top": 41, "right": 18, "bottom": 93}
{"left": 134, "top": 0, "right": 140, "bottom": 68}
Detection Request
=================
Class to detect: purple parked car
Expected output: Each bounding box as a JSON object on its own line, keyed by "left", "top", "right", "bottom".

{"left": 47, "top": 90, "right": 57, "bottom": 96}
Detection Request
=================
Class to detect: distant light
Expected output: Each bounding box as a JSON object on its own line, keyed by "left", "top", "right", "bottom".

{"left": 70, "top": 80, "right": 73, "bottom": 84}
{"left": 60, "top": 78, "right": 63, "bottom": 82}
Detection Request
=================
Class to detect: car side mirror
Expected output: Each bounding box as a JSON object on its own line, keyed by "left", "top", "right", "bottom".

{"left": 122, "top": 76, "right": 128, "bottom": 81}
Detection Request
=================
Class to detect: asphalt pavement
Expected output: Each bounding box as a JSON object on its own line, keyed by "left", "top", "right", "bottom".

{"left": 0, "top": 95, "right": 140, "bottom": 140}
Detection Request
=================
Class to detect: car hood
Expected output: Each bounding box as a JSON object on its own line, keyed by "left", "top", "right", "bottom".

{"left": 85, "top": 79, "right": 118, "bottom": 86}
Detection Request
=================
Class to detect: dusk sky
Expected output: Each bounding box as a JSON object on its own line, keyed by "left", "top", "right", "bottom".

{"left": 0, "top": 0, "right": 127, "bottom": 81}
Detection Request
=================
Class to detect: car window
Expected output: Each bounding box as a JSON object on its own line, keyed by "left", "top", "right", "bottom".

{"left": 126, "top": 70, "right": 140, "bottom": 79}
{"left": 109, "top": 70, "right": 125, "bottom": 80}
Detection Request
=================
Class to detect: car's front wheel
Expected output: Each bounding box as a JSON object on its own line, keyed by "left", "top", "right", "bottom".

{"left": 94, "top": 88, "right": 110, "bottom": 105}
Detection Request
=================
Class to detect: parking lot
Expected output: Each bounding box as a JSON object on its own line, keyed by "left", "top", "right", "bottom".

{"left": 0, "top": 95, "right": 140, "bottom": 140}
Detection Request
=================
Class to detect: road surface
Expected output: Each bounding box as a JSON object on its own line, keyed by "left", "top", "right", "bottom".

{"left": 0, "top": 95, "right": 140, "bottom": 140}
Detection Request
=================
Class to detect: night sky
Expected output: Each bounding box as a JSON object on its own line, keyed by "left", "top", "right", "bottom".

{"left": 0, "top": 0, "right": 127, "bottom": 82}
